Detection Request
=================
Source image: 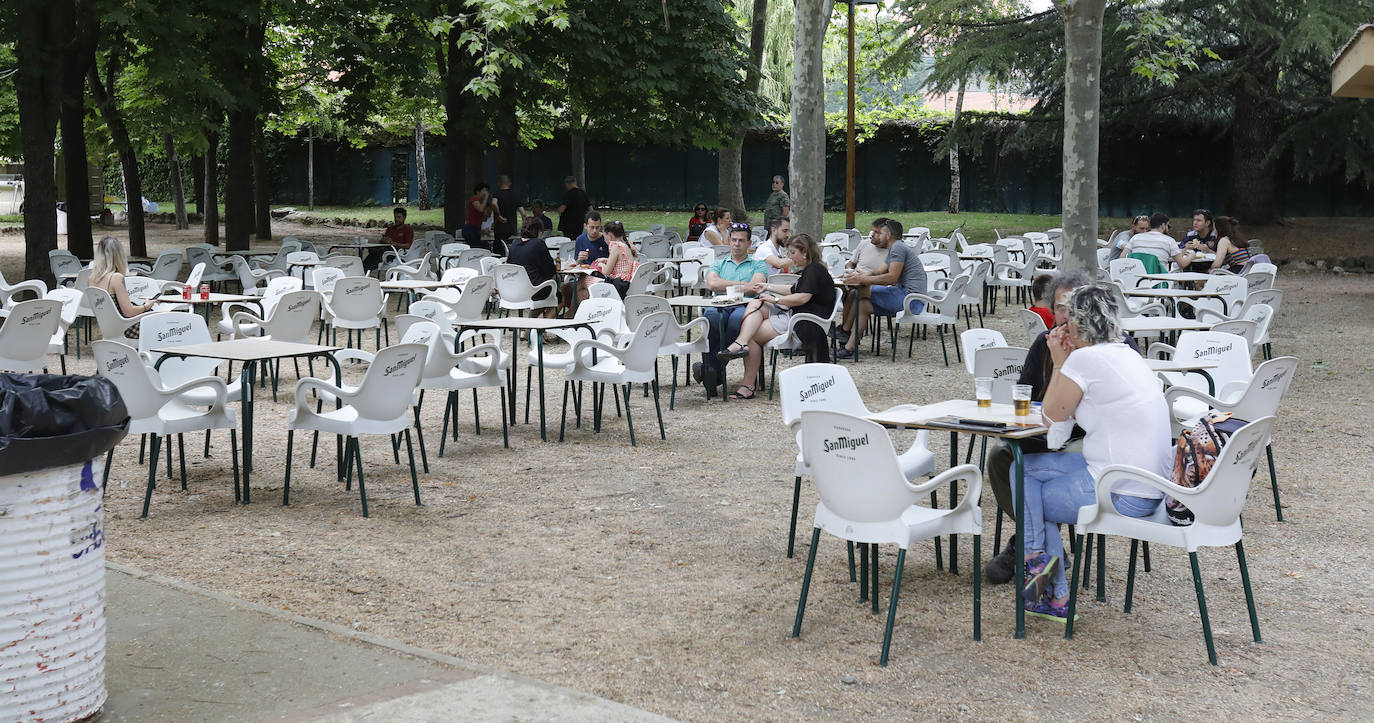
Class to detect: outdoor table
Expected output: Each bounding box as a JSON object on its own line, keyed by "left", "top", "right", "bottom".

{"left": 556, "top": 266, "right": 598, "bottom": 315}
{"left": 152, "top": 292, "right": 260, "bottom": 323}
{"left": 236, "top": 249, "right": 279, "bottom": 257}
{"left": 1146, "top": 359, "right": 1217, "bottom": 394}
{"left": 152, "top": 339, "right": 342, "bottom": 504}
{"left": 454, "top": 317, "right": 593, "bottom": 442}
{"left": 1120, "top": 316, "right": 1213, "bottom": 347}
{"left": 288, "top": 258, "right": 322, "bottom": 281}
{"left": 1123, "top": 287, "right": 1229, "bottom": 315}
{"left": 868, "top": 398, "right": 1049, "bottom": 640}
{"left": 380, "top": 278, "right": 462, "bottom": 310}
{"left": 667, "top": 295, "right": 748, "bottom": 400}
{"left": 1136, "top": 271, "right": 1214, "bottom": 286}
{"left": 329, "top": 242, "right": 392, "bottom": 258}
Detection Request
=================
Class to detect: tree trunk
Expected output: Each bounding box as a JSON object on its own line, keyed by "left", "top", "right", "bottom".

{"left": 164, "top": 133, "right": 189, "bottom": 229}
{"left": 225, "top": 108, "right": 254, "bottom": 250}
{"left": 947, "top": 78, "right": 966, "bottom": 214}
{"left": 414, "top": 120, "right": 430, "bottom": 210}
{"left": 1059, "top": 0, "right": 1106, "bottom": 273}
{"left": 441, "top": 4, "right": 472, "bottom": 232}
{"left": 14, "top": 0, "right": 71, "bottom": 285}
{"left": 570, "top": 126, "right": 587, "bottom": 190}
{"left": 61, "top": 10, "right": 95, "bottom": 259}
{"left": 252, "top": 122, "right": 271, "bottom": 240}
{"left": 788, "top": 0, "right": 834, "bottom": 240}
{"left": 191, "top": 152, "right": 205, "bottom": 216}
{"left": 306, "top": 128, "right": 315, "bottom": 211}
{"left": 717, "top": 133, "right": 746, "bottom": 219}
{"left": 464, "top": 146, "right": 484, "bottom": 198}
{"left": 87, "top": 53, "right": 146, "bottom": 258}
{"left": 1225, "top": 63, "right": 1280, "bottom": 225}
{"left": 498, "top": 130, "right": 517, "bottom": 182}
{"left": 203, "top": 132, "right": 220, "bottom": 244}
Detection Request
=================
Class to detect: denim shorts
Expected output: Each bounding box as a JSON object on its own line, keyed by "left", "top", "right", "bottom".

{"left": 870, "top": 285, "right": 922, "bottom": 316}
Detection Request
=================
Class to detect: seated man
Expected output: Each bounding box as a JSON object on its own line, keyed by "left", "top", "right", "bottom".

{"left": 566, "top": 211, "right": 609, "bottom": 304}
{"left": 364, "top": 206, "right": 414, "bottom": 273}
{"left": 692, "top": 223, "right": 767, "bottom": 387}
{"left": 1123, "top": 212, "right": 1197, "bottom": 272}
{"left": 982, "top": 270, "right": 1140, "bottom": 584}
{"left": 833, "top": 218, "right": 925, "bottom": 360}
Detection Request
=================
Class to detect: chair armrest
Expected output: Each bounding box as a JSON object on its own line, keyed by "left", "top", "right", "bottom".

{"left": 162, "top": 375, "right": 229, "bottom": 408}
{"left": 451, "top": 342, "right": 503, "bottom": 362}
{"left": 569, "top": 337, "right": 625, "bottom": 362}
{"left": 294, "top": 376, "right": 354, "bottom": 408}
{"left": 675, "top": 315, "right": 709, "bottom": 339}
{"left": 1194, "top": 306, "right": 1229, "bottom": 323}
{"left": 904, "top": 291, "right": 942, "bottom": 307}
{"left": 1147, "top": 342, "right": 1176, "bottom": 359}
{"left": 904, "top": 463, "right": 982, "bottom": 507}
{"left": 1092, "top": 465, "right": 1193, "bottom": 513}
{"left": 1163, "top": 384, "right": 1224, "bottom": 410}
{"left": 787, "top": 312, "right": 831, "bottom": 334}
{"left": 230, "top": 310, "right": 267, "bottom": 338}
{"left": 531, "top": 279, "right": 557, "bottom": 295}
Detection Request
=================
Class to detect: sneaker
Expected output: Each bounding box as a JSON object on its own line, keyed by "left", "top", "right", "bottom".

{"left": 691, "top": 361, "right": 704, "bottom": 383}
{"left": 834, "top": 347, "right": 856, "bottom": 360}
{"left": 983, "top": 535, "right": 1017, "bottom": 585}
{"left": 1021, "top": 552, "right": 1058, "bottom": 601}
{"left": 1024, "top": 596, "right": 1079, "bottom": 624}
{"left": 830, "top": 326, "right": 851, "bottom": 343}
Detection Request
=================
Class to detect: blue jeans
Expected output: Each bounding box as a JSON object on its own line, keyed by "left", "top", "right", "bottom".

{"left": 870, "top": 284, "right": 923, "bottom": 316}
{"left": 1013, "top": 452, "right": 1160, "bottom": 599}
{"left": 703, "top": 306, "right": 748, "bottom": 377}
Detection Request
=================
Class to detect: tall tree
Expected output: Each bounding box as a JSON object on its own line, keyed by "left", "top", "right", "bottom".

{"left": 1060, "top": 0, "right": 1106, "bottom": 271}
{"left": 13, "top": 0, "right": 75, "bottom": 284}
{"left": 718, "top": 0, "right": 770, "bottom": 220}
{"left": 164, "top": 132, "right": 188, "bottom": 229}
{"left": 61, "top": 7, "right": 97, "bottom": 259}
{"left": 789, "top": 0, "right": 835, "bottom": 240}
{"left": 87, "top": 34, "right": 148, "bottom": 257}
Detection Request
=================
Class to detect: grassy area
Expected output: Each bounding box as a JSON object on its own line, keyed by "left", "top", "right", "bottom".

{"left": 0, "top": 214, "right": 21, "bottom": 224}
{"left": 289, "top": 204, "right": 1135, "bottom": 244}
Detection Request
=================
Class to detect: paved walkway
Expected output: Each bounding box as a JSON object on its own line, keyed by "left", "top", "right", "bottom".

{"left": 102, "top": 563, "right": 669, "bottom": 722}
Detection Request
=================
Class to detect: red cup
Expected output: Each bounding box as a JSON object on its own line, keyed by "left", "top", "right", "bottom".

{"left": 199, "top": 284, "right": 210, "bottom": 300}
{"left": 182, "top": 285, "right": 192, "bottom": 300}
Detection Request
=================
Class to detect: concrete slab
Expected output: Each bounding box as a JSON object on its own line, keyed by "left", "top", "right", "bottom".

{"left": 100, "top": 564, "right": 669, "bottom": 722}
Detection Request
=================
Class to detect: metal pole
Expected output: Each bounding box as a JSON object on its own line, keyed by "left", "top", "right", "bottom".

{"left": 846, "top": 1, "right": 857, "bottom": 230}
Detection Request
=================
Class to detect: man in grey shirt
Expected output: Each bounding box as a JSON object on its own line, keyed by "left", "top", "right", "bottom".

{"left": 834, "top": 218, "right": 926, "bottom": 359}
{"left": 763, "top": 175, "right": 790, "bottom": 227}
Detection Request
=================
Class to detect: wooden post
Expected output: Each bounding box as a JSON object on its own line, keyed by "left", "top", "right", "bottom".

{"left": 845, "top": 0, "right": 856, "bottom": 230}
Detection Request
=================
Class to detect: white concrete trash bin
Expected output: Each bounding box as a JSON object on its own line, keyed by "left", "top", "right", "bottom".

{"left": 0, "top": 460, "right": 107, "bottom": 722}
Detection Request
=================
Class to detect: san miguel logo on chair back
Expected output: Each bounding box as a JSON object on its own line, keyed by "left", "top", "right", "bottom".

{"left": 384, "top": 354, "right": 417, "bottom": 376}
{"left": 822, "top": 433, "right": 869, "bottom": 453}
{"left": 286, "top": 298, "right": 312, "bottom": 313}
{"left": 798, "top": 376, "right": 835, "bottom": 402}
{"left": 991, "top": 363, "right": 1022, "bottom": 379}
{"left": 501, "top": 270, "right": 520, "bottom": 281}
{"left": 1260, "top": 368, "right": 1288, "bottom": 390}
{"left": 21, "top": 306, "right": 53, "bottom": 325}
{"left": 158, "top": 323, "right": 194, "bottom": 342}
{"left": 343, "top": 282, "right": 370, "bottom": 296}
{"left": 1192, "top": 343, "right": 1233, "bottom": 359}
{"left": 105, "top": 355, "right": 130, "bottom": 373}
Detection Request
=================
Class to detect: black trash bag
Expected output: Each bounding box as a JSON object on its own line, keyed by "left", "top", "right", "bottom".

{"left": 0, "top": 373, "right": 130, "bottom": 476}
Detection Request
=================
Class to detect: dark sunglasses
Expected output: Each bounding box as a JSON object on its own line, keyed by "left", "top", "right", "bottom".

{"left": 695, "top": 206, "right": 708, "bottom": 212}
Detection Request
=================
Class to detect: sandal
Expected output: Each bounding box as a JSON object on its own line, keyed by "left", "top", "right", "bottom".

{"left": 729, "top": 386, "right": 756, "bottom": 400}
{"left": 718, "top": 342, "right": 749, "bottom": 361}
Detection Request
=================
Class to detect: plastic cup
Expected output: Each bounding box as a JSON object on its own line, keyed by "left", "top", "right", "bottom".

{"left": 975, "top": 377, "right": 993, "bottom": 408}
{"left": 1013, "top": 384, "right": 1032, "bottom": 415}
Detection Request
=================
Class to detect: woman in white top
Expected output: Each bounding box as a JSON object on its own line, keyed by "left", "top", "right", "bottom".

{"left": 699, "top": 207, "right": 730, "bottom": 248}
{"left": 89, "top": 236, "right": 156, "bottom": 337}
{"left": 1018, "top": 283, "right": 1172, "bottom": 622}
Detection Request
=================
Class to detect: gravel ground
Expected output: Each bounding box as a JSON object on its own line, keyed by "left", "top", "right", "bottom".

{"left": 4, "top": 222, "right": 1372, "bottom": 720}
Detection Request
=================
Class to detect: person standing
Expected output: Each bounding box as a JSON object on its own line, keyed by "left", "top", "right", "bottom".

{"left": 491, "top": 175, "right": 523, "bottom": 247}
{"left": 557, "top": 175, "right": 591, "bottom": 239}
{"left": 462, "top": 183, "right": 494, "bottom": 249}
{"left": 763, "top": 174, "right": 791, "bottom": 227}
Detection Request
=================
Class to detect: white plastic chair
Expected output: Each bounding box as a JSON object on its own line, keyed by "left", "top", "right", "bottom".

{"left": 1018, "top": 308, "right": 1049, "bottom": 346}
{"left": 138, "top": 312, "right": 243, "bottom": 407}
{"left": 587, "top": 282, "right": 620, "bottom": 300}
{"left": 184, "top": 246, "right": 235, "bottom": 286}
{"left": 959, "top": 328, "right": 1007, "bottom": 376}
{"left": 229, "top": 254, "right": 285, "bottom": 296}
{"left": 322, "top": 276, "right": 387, "bottom": 348}
{"left": 324, "top": 255, "right": 365, "bottom": 277}
{"left": 425, "top": 275, "right": 493, "bottom": 323}
{"left": 493, "top": 263, "right": 557, "bottom": 315}
{"left": 148, "top": 251, "right": 184, "bottom": 281}
{"left": 1109, "top": 257, "right": 1147, "bottom": 289}
{"left": 84, "top": 286, "right": 156, "bottom": 340}
{"left": 49, "top": 251, "right": 82, "bottom": 285}
{"left": 1163, "top": 356, "right": 1298, "bottom": 522}
{"left": 559, "top": 311, "right": 672, "bottom": 446}
{"left": 617, "top": 294, "right": 703, "bottom": 408}
{"left": 0, "top": 299, "right": 63, "bottom": 372}
{"left": 285, "top": 343, "right": 427, "bottom": 517}
{"left": 971, "top": 346, "right": 1029, "bottom": 404}
{"left": 0, "top": 270, "right": 46, "bottom": 309}
{"left": 93, "top": 339, "right": 238, "bottom": 518}
{"left": 891, "top": 274, "right": 969, "bottom": 366}
{"left": 217, "top": 276, "right": 302, "bottom": 339}
{"left": 228, "top": 290, "right": 320, "bottom": 346}
{"left": 439, "top": 266, "right": 478, "bottom": 287}
{"left": 385, "top": 252, "right": 436, "bottom": 282}
{"left": 1149, "top": 331, "right": 1254, "bottom": 421}
{"left": 792, "top": 409, "right": 982, "bottom": 666}
{"left": 763, "top": 294, "right": 842, "bottom": 400}
{"left": 1241, "top": 302, "right": 1275, "bottom": 359}
{"left": 777, "top": 364, "right": 936, "bottom": 557}
{"left": 1177, "top": 275, "right": 1248, "bottom": 320}
{"left": 43, "top": 288, "right": 83, "bottom": 373}
{"left": 405, "top": 320, "right": 509, "bottom": 456}
{"left": 1064, "top": 417, "right": 1276, "bottom": 665}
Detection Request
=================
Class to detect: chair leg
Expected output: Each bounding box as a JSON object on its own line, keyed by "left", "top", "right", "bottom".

{"left": 412, "top": 403, "right": 429, "bottom": 474}
{"left": 1065, "top": 530, "right": 1085, "bottom": 639}
{"left": 352, "top": 437, "right": 370, "bottom": 518}
{"left": 203, "top": 428, "right": 211, "bottom": 457}
{"left": 847, "top": 541, "right": 856, "bottom": 581}
{"left": 439, "top": 392, "right": 453, "bottom": 457}
{"left": 472, "top": 388, "right": 481, "bottom": 434}
{"left": 972, "top": 534, "right": 982, "bottom": 641}
{"left": 1143, "top": 541, "right": 1151, "bottom": 572}
{"left": 870, "top": 544, "right": 879, "bottom": 615}
{"left": 283, "top": 430, "right": 295, "bottom": 505}
{"left": 622, "top": 383, "right": 637, "bottom": 447}
{"left": 993, "top": 509, "right": 1004, "bottom": 553}
{"left": 787, "top": 475, "right": 802, "bottom": 558}
{"left": 404, "top": 429, "right": 421, "bottom": 505}
{"left": 1082, "top": 532, "right": 1093, "bottom": 590}
{"left": 559, "top": 380, "right": 570, "bottom": 443}
{"left": 1096, "top": 533, "right": 1106, "bottom": 602}
{"left": 1266, "top": 443, "right": 1283, "bottom": 521}
{"left": 859, "top": 544, "right": 869, "bottom": 603}
{"left": 524, "top": 365, "right": 532, "bottom": 424}
{"left": 141, "top": 434, "right": 162, "bottom": 519}
{"left": 936, "top": 325, "right": 949, "bottom": 366}
{"left": 164, "top": 435, "right": 174, "bottom": 480}
{"left": 879, "top": 548, "right": 907, "bottom": 667}
{"left": 1124, "top": 539, "right": 1139, "bottom": 613}
{"left": 1236, "top": 540, "right": 1262, "bottom": 643}
{"left": 792, "top": 527, "right": 822, "bottom": 638}
{"left": 229, "top": 429, "right": 240, "bottom": 502}
{"left": 651, "top": 378, "right": 665, "bottom": 440}
{"left": 102, "top": 447, "right": 114, "bottom": 492}
{"left": 1189, "top": 551, "right": 1218, "bottom": 665}
{"left": 498, "top": 390, "right": 509, "bottom": 449}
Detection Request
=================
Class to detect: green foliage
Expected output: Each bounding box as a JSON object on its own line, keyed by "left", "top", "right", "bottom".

{"left": 0, "top": 42, "right": 20, "bottom": 159}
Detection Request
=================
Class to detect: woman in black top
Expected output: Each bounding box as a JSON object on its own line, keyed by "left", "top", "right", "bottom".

{"left": 717, "top": 233, "right": 836, "bottom": 399}
{"left": 505, "top": 218, "right": 562, "bottom": 317}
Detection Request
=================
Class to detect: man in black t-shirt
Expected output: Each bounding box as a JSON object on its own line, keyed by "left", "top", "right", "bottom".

{"left": 556, "top": 175, "right": 591, "bottom": 239}
{"left": 491, "top": 175, "right": 523, "bottom": 246}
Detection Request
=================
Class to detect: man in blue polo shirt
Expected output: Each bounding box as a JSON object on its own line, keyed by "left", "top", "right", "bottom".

{"left": 695, "top": 223, "right": 768, "bottom": 386}
{"left": 574, "top": 211, "right": 608, "bottom": 264}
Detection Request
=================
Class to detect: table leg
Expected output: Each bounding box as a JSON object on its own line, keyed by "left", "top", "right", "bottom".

{"left": 1013, "top": 440, "right": 1025, "bottom": 639}
{"left": 948, "top": 430, "right": 958, "bottom": 576}
{"left": 240, "top": 360, "right": 254, "bottom": 504}
{"left": 508, "top": 330, "right": 518, "bottom": 424}
{"left": 537, "top": 330, "right": 548, "bottom": 442}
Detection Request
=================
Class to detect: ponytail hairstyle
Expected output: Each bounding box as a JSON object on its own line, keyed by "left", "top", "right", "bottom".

{"left": 603, "top": 220, "right": 637, "bottom": 257}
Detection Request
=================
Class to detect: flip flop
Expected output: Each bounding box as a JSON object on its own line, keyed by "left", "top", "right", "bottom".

{"left": 729, "top": 386, "right": 756, "bottom": 400}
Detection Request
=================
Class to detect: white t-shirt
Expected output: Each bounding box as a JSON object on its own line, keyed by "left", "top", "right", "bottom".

{"left": 1123, "top": 231, "right": 1179, "bottom": 267}
{"left": 699, "top": 225, "right": 725, "bottom": 249}
{"left": 752, "top": 238, "right": 785, "bottom": 275}
{"left": 1057, "top": 342, "right": 1172, "bottom": 498}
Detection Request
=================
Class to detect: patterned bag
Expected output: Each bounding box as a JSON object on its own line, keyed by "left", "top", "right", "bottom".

{"left": 1166, "top": 414, "right": 1232, "bottom": 526}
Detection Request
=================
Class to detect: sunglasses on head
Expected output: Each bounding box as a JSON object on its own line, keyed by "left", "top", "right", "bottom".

{"left": 730, "top": 222, "right": 750, "bottom": 231}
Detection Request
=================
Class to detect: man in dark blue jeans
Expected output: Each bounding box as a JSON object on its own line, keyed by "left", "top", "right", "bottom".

{"left": 694, "top": 224, "right": 768, "bottom": 395}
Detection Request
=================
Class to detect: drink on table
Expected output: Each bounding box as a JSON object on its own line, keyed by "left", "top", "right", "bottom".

{"left": 974, "top": 377, "right": 993, "bottom": 408}
{"left": 1012, "top": 384, "right": 1032, "bottom": 416}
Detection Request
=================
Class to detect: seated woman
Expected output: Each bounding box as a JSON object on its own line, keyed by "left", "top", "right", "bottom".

{"left": 686, "top": 203, "right": 711, "bottom": 245}
{"left": 1018, "top": 283, "right": 1172, "bottom": 622}
{"left": 699, "top": 208, "right": 731, "bottom": 248}
{"left": 90, "top": 235, "right": 157, "bottom": 338}
{"left": 717, "top": 233, "right": 836, "bottom": 399}
{"left": 588, "top": 221, "right": 639, "bottom": 298}
{"left": 1210, "top": 215, "right": 1253, "bottom": 274}
{"left": 505, "top": 217, "right": 562, "bottom": 317}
